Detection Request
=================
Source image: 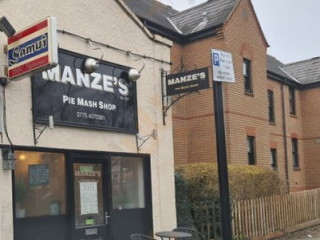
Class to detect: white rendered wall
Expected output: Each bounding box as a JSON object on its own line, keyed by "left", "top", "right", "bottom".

{"left": 0, "top": 1, "right": 176, "bottom": 239}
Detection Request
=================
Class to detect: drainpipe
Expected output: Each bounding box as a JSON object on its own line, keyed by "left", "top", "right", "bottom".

{"left": 281, "top": 81, "right": 290, "bottom": 191}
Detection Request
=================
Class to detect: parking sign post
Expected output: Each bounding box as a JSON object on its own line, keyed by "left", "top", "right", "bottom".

{"left": 211, "top": 49, "right": 235, "bottom": 240}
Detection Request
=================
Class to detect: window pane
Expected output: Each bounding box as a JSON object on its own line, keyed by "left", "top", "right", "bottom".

{"left": 270, "top": 149, "right": 277, "bottom": 168}
{"left": 268, "top": 90, "right": 275, "bottom": 122}
{"left": 243, "top": 59, "right": 252, "bottom": 92}
{"left": 247, "top": 136, "right": 255, "bottom": 165}
{"left": 243, "top": 62, "right": 247, "bottom": 76}
{"left": 289, "top": 87, "right": 296, "bottom": 115}
{"left": 14, "top": 151, "right": 66, "bottom": 218}
{"left": 292, "top": 139, "right": 299, "bottom": 167}
{"left": 111, "top": 156, "right": 145, "bottom": 210}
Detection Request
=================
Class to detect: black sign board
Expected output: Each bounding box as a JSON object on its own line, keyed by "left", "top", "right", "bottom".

{"left": 166, "top": 68, "right": 209, "bottom": 96}
{"left": 32, "top": 49, "right": 138, "bottom": 133}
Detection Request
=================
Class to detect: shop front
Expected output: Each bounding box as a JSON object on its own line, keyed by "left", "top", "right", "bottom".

{"left": 10, "top": 47, "right": 155, "bottom": 240}
{"left": 0, "top": 1, "right": 176, "bottom": 239}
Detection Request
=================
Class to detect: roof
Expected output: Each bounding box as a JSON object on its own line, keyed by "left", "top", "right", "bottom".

{"left": 267, "top": 55, "right": 296, "bottom": 82}
{"left": 122, "top": 0, "right": 179, "bottom": 32}
{"left": 170, "top": 0, "right": 237, "bottom": 35}
{"left": 123, "top": 0, "right": 238, "bottom": 38}
{"left": 282, "top": 57, "right": 320, "bottom": 85}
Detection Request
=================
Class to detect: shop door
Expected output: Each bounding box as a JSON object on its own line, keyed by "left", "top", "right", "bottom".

{"left": 71, "top": 155, "right": 153, "bottom": 240}
{"left": 72, "top": 160, "right": 111, "bottom": 240}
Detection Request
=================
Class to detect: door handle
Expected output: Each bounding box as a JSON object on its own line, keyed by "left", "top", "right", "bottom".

{"left": 105, "top": 212, "right": 111, "bottom": 224}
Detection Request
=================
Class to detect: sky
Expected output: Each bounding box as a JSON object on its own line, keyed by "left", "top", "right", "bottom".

{"left": 157, "top": 0, "right": 320, "bottom": 64}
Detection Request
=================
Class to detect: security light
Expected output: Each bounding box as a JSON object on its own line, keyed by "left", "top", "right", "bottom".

{"left": 127, "top": 52, "right": 145, "bottom": 82}
{"left": 83, "top": 39, "right": 104, "bottom": 74}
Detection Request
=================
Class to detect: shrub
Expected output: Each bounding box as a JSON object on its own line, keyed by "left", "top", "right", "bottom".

{"left": 176, "top": 162, "right": 285, "bottom": 201}
{"left": 175, "top": 162, "right": 285, "bottom": 239}
{"left": 228, "top": 164, "right": 286, "bottom": 200}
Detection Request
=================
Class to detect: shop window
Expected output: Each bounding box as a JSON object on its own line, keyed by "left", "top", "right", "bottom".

{"left": 292, "top": 138, "right": 299, "bottom": 168}
{"left": 111, "top": 156, "right": 145, "bottom": 210}
{"left": 243, "top": 58, "right": 252, "bottom": 93}
{"left": 268, "top": 90, "right": 275, "bottom": 123}
{"left": 14, "top": 151, "right": 66, "bottom": 218}
{"left": 270, "top": 149, "right": 277, "bottom": 169}
{"left": 247, "top": 136, "right": 256, "bottom": 165}
{"left": 289, "top": 87, "right": 296, "bottom": 115}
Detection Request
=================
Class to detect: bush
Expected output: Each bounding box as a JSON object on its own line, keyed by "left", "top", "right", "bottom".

{"left": 176, "top": 162, "right": 285, "bottom": 201}
{"left": 175, "top": 162, "right": 286, "bottom": 239}
{"left": 228, "top": 164, "right": 286, "bottom": 200}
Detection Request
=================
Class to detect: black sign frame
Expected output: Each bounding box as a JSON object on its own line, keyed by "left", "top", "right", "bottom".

{"left": 32, "top": 49, "right": 138, "bottom": 133}
{"left": 166, "top": 67, "right": 209, "bottom": 96}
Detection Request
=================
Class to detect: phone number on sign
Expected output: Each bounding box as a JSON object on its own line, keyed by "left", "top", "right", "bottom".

{"left": 76, "top": 112, "right": 106, "bottom": 121}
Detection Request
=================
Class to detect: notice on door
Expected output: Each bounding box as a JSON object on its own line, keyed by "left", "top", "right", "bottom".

{"left": 80, "top": 181, "right": 98, "bottom": 215}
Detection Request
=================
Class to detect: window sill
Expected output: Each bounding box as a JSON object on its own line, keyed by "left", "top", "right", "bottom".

{"left": 293, "top": 166, "right": 301, "bottom": 171}
{"left": 269, "top": 122, "right": 276, "bottom": 126}
{"left": 245, "top": 91, "right": 254, "bottom": 97}
{"left": 290, "top": 114, "right": 297, "bottom": 118}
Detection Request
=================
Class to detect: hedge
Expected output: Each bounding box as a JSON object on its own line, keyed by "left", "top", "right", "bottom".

{"left": 175, "top": 162, "right": 286, "bottom": 238}
{"left": 175, "top": 162, "right": 285, "bottom": 201}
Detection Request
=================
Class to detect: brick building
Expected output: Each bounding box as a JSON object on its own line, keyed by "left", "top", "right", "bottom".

{"left": 125, "top": 0, "right": 320, "bottom": 192}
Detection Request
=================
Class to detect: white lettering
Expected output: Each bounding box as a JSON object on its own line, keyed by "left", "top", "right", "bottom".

{"left": 118, "top": 78, "right": 129, "bottom": 96}
{"left": 43, "top": 65, "right": 60, "bottom": 81}
{"left": 41, "top": 64, "right": 131, "bottom": 97}
{"left": 99, "top": 101, "right": 116, "bottom": 111}
{"left": 76, "top": 69, "right": 90, "bottom": 88}
{"left": 63, "top": 95, "right": 75, "bottom": 104}
{"left": 61, "top": 66, "right": 75, "bottom": 85}
{"left": 91, "top": 72, "right": 102, "bottom": 90}
{"left": 103, "top": 75, "right": 114, "bottom": 93}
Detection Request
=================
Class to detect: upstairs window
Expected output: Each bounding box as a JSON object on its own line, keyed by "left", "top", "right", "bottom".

{"left": 292, "top": 138, "right": 299, "bottom": 168}
{"left": 247, "top": 136, "right": 256, "bottom": 165}
{"left": 268, "top": 90, "right": 275, "bottom": 123}
{"left": 243, "top": 58, "right": 252, "bottom": 93}
{"left": 289, "top": 87, "right": 296, "bottom": 115}
{"left": 270, "top": 148, "right": 277, "bottom": 169}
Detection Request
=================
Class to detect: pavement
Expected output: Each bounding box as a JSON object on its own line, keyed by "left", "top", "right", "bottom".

{"left": 272, "top": 225, "right": 320, "bottom": 240}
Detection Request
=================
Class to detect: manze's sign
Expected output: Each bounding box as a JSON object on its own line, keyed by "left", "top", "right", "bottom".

{"left": 166, "top": 68, "right": 209, "bottom": 96}
{"left": 32, "top": 49, "right": 137, "bottom": 133}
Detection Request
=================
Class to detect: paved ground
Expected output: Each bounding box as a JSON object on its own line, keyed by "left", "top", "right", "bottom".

{"left": 273, "top": 225, "right": 320, "bottom": 240}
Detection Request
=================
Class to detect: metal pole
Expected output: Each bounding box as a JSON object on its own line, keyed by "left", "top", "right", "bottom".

{"left": 213, "top": 81, "right": 232, "bottom": 240}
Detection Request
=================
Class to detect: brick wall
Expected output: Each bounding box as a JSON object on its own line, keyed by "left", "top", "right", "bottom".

{"left": 171, "top": 0, "right": 312, "bottom": 191}
{"left": 301, "top": 88, "right": 320, "bottom": 189}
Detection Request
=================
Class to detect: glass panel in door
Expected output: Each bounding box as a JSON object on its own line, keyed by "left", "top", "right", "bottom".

{"left": 73, "top": 163, "right": 107, "bottom": 240}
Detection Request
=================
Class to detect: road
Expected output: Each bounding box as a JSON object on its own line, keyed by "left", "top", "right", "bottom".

{"left": 273, "top": 225, "right": 320, "bottom": 240}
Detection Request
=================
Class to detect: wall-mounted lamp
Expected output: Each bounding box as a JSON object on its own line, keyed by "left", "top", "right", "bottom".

{"left": 2, "top": 146, "right": 16, "bottom": 170}
{"left": 0, "top": 16, "right": 16, "bottom": 37}
{"left": 127, "top": 51, "right": 145, "bottom": 82}
{"left": 84, "top": 39, "right": 104, "bottom": 74}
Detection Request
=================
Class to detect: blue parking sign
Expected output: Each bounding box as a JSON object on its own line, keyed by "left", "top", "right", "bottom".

{"left": 213, "top": 52, "right": 220, "bottom": 66}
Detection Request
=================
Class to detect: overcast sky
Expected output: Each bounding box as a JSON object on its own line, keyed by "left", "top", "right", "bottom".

{"left": 158, "top": 0, "right": 320, "bottom": 64}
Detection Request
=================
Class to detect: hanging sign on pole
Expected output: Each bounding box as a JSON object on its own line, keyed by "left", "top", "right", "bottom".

{"left": 7, "top": 16, "right": 58, "bottom": 80}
